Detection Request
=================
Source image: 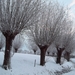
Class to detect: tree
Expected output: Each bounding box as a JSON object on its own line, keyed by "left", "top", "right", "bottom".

{"left": 46, "top": 43, "right": 57, "bottom": 56}
{"left": 12, "top": 34, "right": 23, "bottom": 52}
{"left": 63, "top": 33, "right": 75, "bottom": 61}
{"left": 0, "top": 0, "right": 40, "bottom": 70}
{"left": 31, "top": 1, "right": 69, "bottom": 66}
{"left": 54, "top": 29, "right": 75, "bottom": 64}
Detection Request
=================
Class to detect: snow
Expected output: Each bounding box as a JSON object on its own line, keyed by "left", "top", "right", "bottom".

{"left": 0, "top": 52, "right": 75, "bottom": 75}
{"left": 63, "top": 70, "right": 75, "bottom": 75}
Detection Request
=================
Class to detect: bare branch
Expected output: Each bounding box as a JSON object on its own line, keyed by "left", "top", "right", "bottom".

{"left": 0, "top": 0, "right": 41, "bottom": 35}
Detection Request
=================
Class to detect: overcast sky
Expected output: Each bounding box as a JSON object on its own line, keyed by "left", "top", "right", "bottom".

{"left": 57, "top": 0, "right": 75, "bottom": 18}
{"left": 46, "top": 0, "right": 75, "bottom": 19}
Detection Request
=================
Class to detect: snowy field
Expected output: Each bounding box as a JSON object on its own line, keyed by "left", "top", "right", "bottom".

{"left": 0, "top": 52, "right": 75, "bottom": 75}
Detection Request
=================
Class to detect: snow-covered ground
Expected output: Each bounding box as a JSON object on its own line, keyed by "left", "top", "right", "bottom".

{"left": 0, "top": 52, "right": 75, "bottom": 75}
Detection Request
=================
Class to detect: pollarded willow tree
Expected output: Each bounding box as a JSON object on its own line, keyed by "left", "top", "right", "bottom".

{"left": 31, "top": 1, "right": 71, "bottom": 66}
{"left": 54, "top": 30, "right": 75, "bottom": 64}
{"left": 0, "top": 0, "right": 41, "bottom": 70}
{"left": 12, "top": 34, "right": 23, "bottom": 52}
{"left": 53, "top": 13, "right": 74, "bottom": 64}
{"left": 63, "top": 33, "right": 75, "bottom": 61}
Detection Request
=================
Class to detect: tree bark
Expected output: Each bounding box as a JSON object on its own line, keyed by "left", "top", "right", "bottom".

{"left": 40, "top": 49, "right": 46, "bottom": 66}
{"left": 64, "top": 51, "right": 70, "bottom": 61}
{"left": 56, "top": 48, "right": 64, "bottom": 64}
{"left": 39, "top": 45, "right": 48, "bottom": 66}
{"left": 56, "top": 50, "right": 62, "bottom": 64}
{"left": 2, "top": 32, "right": 15, "bottom": 70}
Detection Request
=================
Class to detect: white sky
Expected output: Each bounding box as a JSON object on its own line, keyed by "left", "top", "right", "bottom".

{"left": 45, "top": 0, "right": 75, "bottom": 19}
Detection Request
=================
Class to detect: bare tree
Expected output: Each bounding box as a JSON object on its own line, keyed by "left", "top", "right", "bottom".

{"left": 46, "top": 43, "right": 57, "bottom": 56}
{"left": 12, "top": 34, "right": 23, "bottom": 52}
{"left": 63, "top": 33, "right": 75, "bottom": 61}
{"left": 30, "top": 42, "right": 39, "bottom": 54}
{"left": 0, "top": 0, "right": 40, "bottom": 70}
{"left": 54, "top": 28, "right": 75, "bottom": 64}
{"left": 31, "top": 1, "right": 70, "bottom": 66}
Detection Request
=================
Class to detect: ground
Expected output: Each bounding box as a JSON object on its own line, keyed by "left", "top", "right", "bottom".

{"left": 0, "top": 52, "right": 75, "bottom": 75}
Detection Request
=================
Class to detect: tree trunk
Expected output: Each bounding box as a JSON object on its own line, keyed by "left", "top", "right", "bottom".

{"left": 39, "top": 45, "right": 48, "bottom": 66}
{"left": 47, "top": 51, "right": 50, "bottom": 56}
{"left": 56, "top": 48, "right": 64, "bottom": 64}
{"left": 2, "top": 33, "right": 14, "bottom": 70}
{"left": 34, "top": 50, "right": 36, "bottom": 54}
{"left": 56, "top": 50, "right": 62, "bottom": 64}
{"left": 40, "top": 49, "right": 46, "bottom": 66}
{"left": 67, "top": 52, "right": 70, "bottom": 61}
{"left": 64, "top": 51, "right": 70, "bottom": 61}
